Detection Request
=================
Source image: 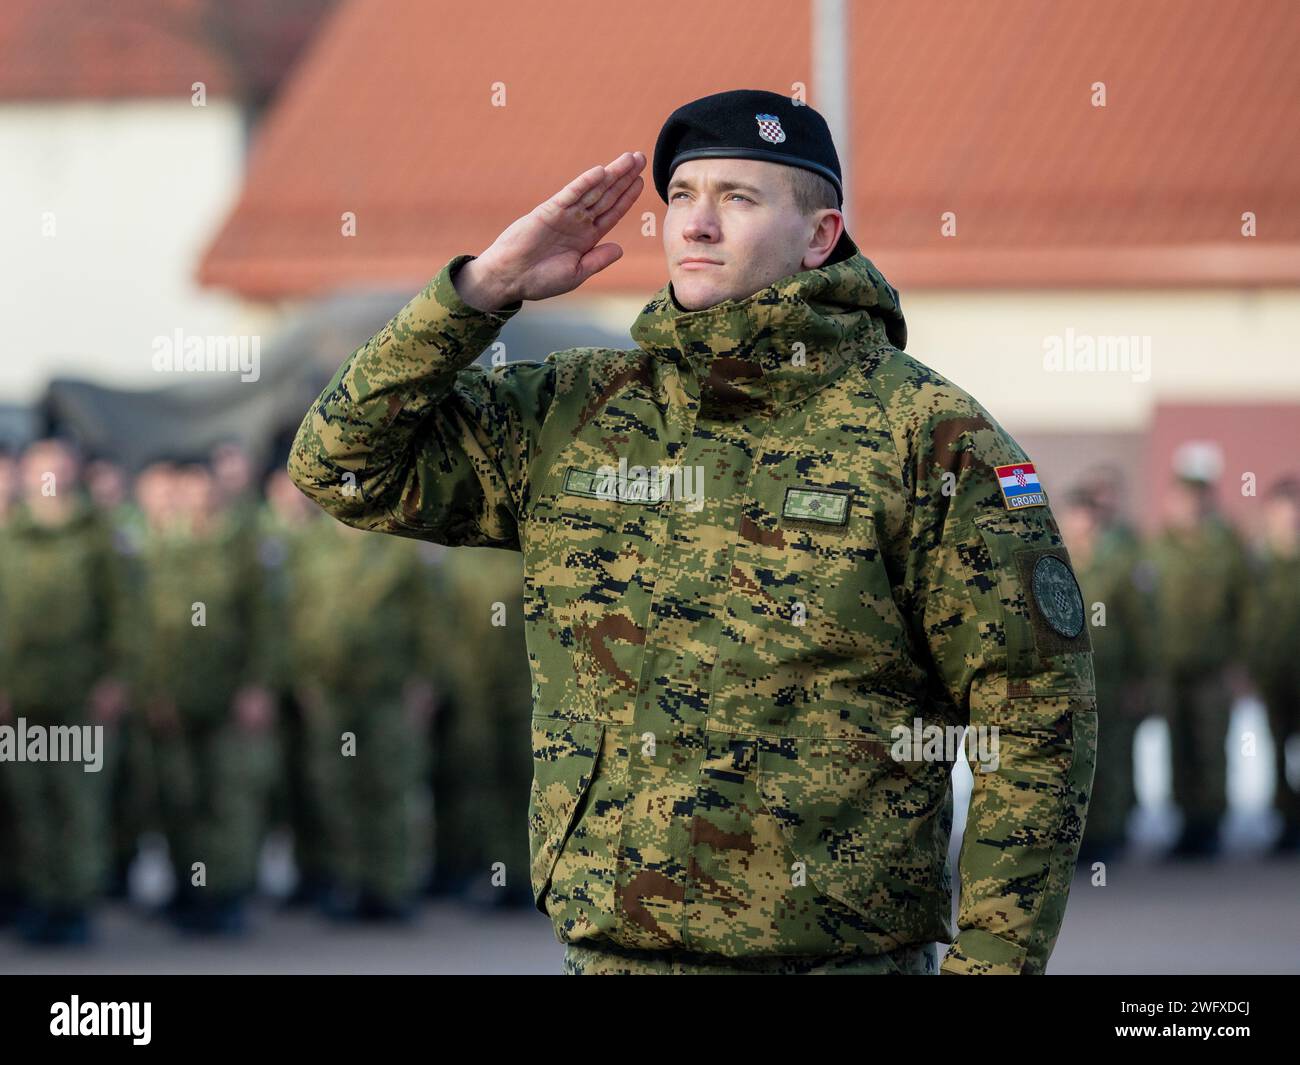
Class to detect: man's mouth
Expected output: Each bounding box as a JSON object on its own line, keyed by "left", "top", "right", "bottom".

{"left": 680, "top": 258, "right": 723, "bottom": 269}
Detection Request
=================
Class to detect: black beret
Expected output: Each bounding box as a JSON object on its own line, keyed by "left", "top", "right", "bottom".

{"left": 653, "top": 89, "right": 844, "bottom": 208}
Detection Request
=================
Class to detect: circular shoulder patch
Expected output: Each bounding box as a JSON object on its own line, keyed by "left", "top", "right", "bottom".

{"left": 1031, "top": 555, "right": 1085, "bottom": 639}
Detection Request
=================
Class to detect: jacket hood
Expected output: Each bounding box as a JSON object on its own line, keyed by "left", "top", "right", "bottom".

{"left": 630, "top": 232, "right": 906, "bottom": 412}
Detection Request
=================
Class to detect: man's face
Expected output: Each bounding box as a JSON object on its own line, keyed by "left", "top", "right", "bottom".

{"left": 1059, "top": 503, "right": 1098, "bottom": 555}
{"left": 176, "top": 465, "right": 217, "bottom": 519}
{"left": 1264, "top": 495, "right": 1300, "bottom": 545}
{"left": 20, "top": 439, "right": 78, "bottom": 501}
{"left": 86, "top": 460, "right": 126, "bottom": 509}
{"left": 664, "top": 158, "right": 842, "bottom": 311}
{"left": 1166, "top": 479, "right": 1209, "bottom": 529}
{"left": 136, "top": 463, "right": 176, "bottom": 522}
{"left": 211, "top": 442, "right": 252, "bottom": 498}
{"left": 266, "top": 469, "right": 313, "bottom": 524}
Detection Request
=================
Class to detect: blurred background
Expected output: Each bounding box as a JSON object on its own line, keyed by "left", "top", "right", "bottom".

{"left": 0, "top": 0, "right": 1297, "bottom": 973}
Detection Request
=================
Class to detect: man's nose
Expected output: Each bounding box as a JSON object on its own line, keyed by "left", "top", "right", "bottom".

{"left": 681, "top": 204, "right": 720, "bottom": 241}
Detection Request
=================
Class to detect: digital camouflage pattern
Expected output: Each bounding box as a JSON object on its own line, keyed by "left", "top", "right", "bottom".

{"left": 289, "top": 236, "right": 1097, "bottom": 975}
{"left": 562, "top": 937, "right": 938, "bottom": 974}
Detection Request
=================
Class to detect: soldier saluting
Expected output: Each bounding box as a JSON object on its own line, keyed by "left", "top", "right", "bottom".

{"left": 289, "top": 89, "right": 1097, "bottom": 975}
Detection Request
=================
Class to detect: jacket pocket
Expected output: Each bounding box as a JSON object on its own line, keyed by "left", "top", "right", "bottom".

{"left": 528, "top": 715, "right": 606, "bottom": 914}
{"left": 752, "top": 735, "right": 952, "bottom": 946}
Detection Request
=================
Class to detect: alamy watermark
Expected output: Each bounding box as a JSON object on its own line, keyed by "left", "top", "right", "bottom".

{"left": 151, "top": 329, "right": 261, "bottom": 382}
{"left": 50, "top": 996, "right": 151, "bottom": 1045}
{"left": 0, "top": 718, "right": 104, "bottom": 772}
{"left": 1042, "top": 328, "right": 1151, "bottom": 383}
{"left": 594, "top": 457, "right": 705, "bottom": 511}
{"left": 891, "top": 719, "right": 1000, "bottom": 773}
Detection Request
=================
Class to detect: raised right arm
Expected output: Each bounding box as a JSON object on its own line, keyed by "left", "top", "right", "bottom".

{"left": 287, "top": 254, "right": 555, "bottom": 549}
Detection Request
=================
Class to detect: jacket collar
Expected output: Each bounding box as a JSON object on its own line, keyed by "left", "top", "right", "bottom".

{"left": 630, "top": 233, "right": 907, "bottom": 414}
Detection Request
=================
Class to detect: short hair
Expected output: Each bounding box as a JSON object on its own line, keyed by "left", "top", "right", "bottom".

{"left": 1063, "top": 485, "right": 1101, "bottom": 510}
{"left": 784, "top": 166, "right": 839, "bottom": 217}
{"left": 1266, "top": 475, "right": 1300, "bottom": 502}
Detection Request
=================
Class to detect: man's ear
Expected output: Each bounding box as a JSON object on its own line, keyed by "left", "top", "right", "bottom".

{"left": 802, "top": 209, "right": 845, "bottom": 270}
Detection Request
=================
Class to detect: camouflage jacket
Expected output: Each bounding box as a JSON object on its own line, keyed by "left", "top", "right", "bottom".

{"left": 289, "top": 238, "right": 1097, "bottom": 975}
{"left": 1148, "top": 515, "right": 1250, "bottom": 676}
{"left": 131, "top": 512, "right": 274, "bottom": 718}
{"left": 281, "top": 517, "right": 443, "bottom": 698}
{"left": 1242, "top": 544, "right": 1300, "bottom": 684}
{"left": 0, "top": 497, "right": 127, "bottom": 710}
{"left": 1074, "top": 525, "right": 1155, "bottom": 695}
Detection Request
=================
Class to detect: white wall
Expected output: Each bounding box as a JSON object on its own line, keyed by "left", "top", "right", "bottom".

{"left": 894, "top": 288, "right": 1300, "bottom": 432}
{"left": 0, "top": 99, "right": 252, "bottom": 402}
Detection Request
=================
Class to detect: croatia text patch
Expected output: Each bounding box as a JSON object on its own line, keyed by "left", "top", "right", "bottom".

{"left": 994, "top": 462, "right": 1047, "bottom": 511}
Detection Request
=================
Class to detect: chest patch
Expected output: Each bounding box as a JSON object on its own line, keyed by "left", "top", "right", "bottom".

{"left": 562, "top": 466, "right": 665, "bottom": 505}
{"left": 782, "top": 486, "right": 851, "bottom": 525}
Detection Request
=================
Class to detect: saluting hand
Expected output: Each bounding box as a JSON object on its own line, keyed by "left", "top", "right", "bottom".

{"left": 455, "top": 150, "right": 647, "bottom": 311}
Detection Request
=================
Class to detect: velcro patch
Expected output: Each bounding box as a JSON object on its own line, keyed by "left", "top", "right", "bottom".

{"left": 562, "top": 466, "right": 664, "bottom": 505}
{"left": 1013, "top": 547, "right": 1090, "bottom": 655}
{"left": 994, "top": 462, "right": 1047, "bottom": 511}
{"left": 782, "top": 486, "right": 851, "bottom": 525}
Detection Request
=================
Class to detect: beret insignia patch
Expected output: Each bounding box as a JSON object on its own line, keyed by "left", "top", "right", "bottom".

{"left": 755, "top": 113, "right": 786, "bottom": 144}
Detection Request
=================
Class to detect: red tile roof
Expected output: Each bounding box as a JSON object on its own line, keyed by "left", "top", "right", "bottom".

{"left": 853, "top": 0, "right": 1300, "bottom": 286}
{"left": 198, "top": 0, "right": 1300, "bottom": 297}
{"left": 0, "top": 0, "right": 334, "bottom": 104}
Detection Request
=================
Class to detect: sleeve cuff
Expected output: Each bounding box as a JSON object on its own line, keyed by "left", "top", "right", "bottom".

{"left": 442, "top": 254, "right": 524, "bottom": 320}
{"left": 940, "top": 930, "right": 1030, "bottom": 975}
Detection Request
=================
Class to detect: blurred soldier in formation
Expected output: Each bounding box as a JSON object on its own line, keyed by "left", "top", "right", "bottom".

{"left": 1079, "top": 463, "right": 1141, "bottom": 556}
{"left": 211, "top": 439, "right": 261, "bottom": 540}
{"left": 0, "top": 446, "right": 19, "bottom": 927}
{"left": 1149, "top": 442, "right": 1250, "bottom": 858}
{"left": 283, "top": 515, "right": 443, "bottom": 920}
{"left": 0, "top": 437, "right": 128, "bottom": 944}
{"left": 1060, "top": 484, "right": 1153, "bottom": 864}
{"left": 134, "top": 460, "right": 278, "bottom": 933}
{"left": 1243, "top": 476, "right": 1300, "bottom": 854}
{"left": 86, "top": 456, "right": 155, "bottom": 899}
{"left": 431, "top": 547, "right": 534, "bottom": 909}
{"left": 257, "top": 464, "right": 335, "bottom": 906}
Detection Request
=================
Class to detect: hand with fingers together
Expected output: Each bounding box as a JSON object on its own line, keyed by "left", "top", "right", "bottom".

{"left": 453, "top": 150, "right": 646, "bottom": 312}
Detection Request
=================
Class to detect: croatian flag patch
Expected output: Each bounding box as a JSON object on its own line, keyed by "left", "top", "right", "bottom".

{"left": 994, "top": 462, "right": 1047, "bottom": 510}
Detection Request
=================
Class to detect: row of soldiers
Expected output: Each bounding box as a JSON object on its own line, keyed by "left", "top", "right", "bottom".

{"left": 1, "top": 435, "right": 1297, "bottom": 944}
{"left": 0, "top": 437, "right": 535, "bottom": 945}
{"left": 1064, "top": 451, "right": 1300, "bottom": 863}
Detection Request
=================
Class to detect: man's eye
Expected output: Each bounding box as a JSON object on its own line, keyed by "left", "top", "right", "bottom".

{"left": 669, "top": 192, "right": 751, "bottom": 203}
